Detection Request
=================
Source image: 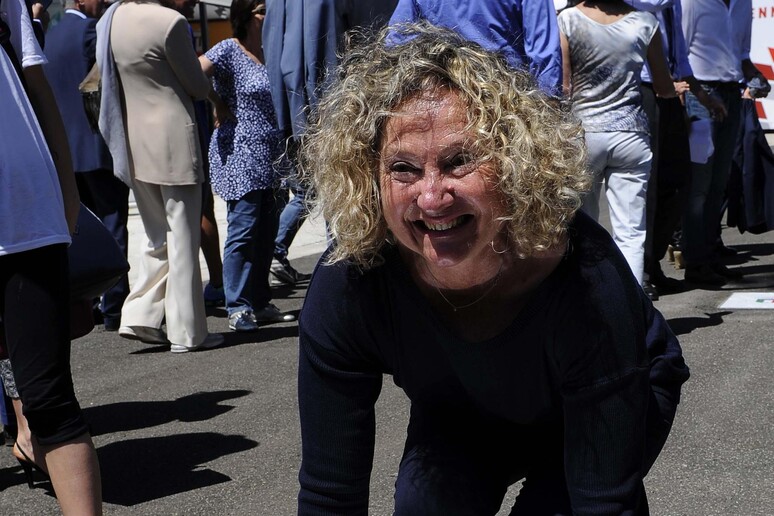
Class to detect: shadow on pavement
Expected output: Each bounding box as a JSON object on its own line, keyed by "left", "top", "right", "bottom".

{"left": 730, "top": 242, "right": 774, "bottom": 256}
{"left": 126, "top": 322, "right": 300, "bottom": 354}
{"left": 0, "top": 462, "right": 55, "bottom": 496}
{"left": 84, "top": 390, "right": 251, "bottom": 436}
{"left": 270, "top": 284, "right": 310, "bottom": 300}
{"left": 666, "top": 311, "right": 732, "bottom": 336}
{"left": 220, "top": 323, "right": 300, "bottom": 347}
{"left": 98, "top": 432, "right": 258, "bottom": 506}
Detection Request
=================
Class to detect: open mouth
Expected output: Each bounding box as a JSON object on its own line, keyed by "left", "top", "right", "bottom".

{"left": 414, "top": 214, "right": 473, "bottom": 232}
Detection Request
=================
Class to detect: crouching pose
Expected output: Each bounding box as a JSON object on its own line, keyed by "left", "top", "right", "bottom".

{"left": 297, "top": 23, "right": 690, "bottom": 515}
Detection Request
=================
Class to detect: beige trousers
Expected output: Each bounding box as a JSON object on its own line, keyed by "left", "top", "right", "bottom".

{"left": 121, "top": 180, "right": 207, "bottom": 347}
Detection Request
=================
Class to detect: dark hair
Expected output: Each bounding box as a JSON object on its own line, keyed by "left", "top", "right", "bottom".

{"left": 230, "top": 0, "right": 261, "bottom": 40}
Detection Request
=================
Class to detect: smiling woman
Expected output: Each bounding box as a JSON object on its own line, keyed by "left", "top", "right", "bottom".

{"left": 378, "top": 91, "right": 507, "bottom": 273}
{"left": 297, "top": 22, "right": 690, "bottom": 515}
{"left": 302, "top": 23, "right": 589, "bottom": 271}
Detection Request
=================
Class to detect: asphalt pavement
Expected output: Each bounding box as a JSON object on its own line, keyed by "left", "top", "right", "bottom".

{"left": 0, "top": 198, "right": 772, "bottom": 515}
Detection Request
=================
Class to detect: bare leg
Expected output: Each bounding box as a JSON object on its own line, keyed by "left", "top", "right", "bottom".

{"left": 11, "top": 399, "right": 101, "bottom": 515}
{"left": 11, "top": 398, "right": 48, "bottom": 474}
{"left": 42, "top": 433, "right": 102, "bottom": 516}
{"left": 201, "top": 187, "right": 223, "bottom": 288}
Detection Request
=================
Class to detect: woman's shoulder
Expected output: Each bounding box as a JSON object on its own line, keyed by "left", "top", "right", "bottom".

{"left": 556, "top": 5, "right": 579, "bottom": 24}
{"left": 306, "top": 247, "right": 395, "bottom": 302}
{"left": 554, "top": 213, "right": 654, "bottom": 383}
{"left": 626, "top": 9, "right": 659, "bottom": 32}
{"left": 303, "top": 246, "right": 403, "bottom": 327}
{"left": 565, "top": 212, "right": 646, "bottom": 315}
{"left": 205, "top": 38, "right": 237, "bottom": 60}
{"left": 300, "top": 247, "right": 397, "bottom": 361}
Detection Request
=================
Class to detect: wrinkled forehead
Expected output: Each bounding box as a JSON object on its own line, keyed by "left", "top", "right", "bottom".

{"left": 382, "top": 89, "right": 471, "bottom": 140}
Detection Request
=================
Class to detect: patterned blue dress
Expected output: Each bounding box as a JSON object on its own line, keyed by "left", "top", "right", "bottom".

{"left": 205, "top": 38, "right": 283, "bottom": 201}
{"left": 205, "top": 38, "right": 284, "bottom": 315}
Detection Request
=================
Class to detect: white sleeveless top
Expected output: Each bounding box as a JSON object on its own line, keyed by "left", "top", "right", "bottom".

{"left": 558, "top": 8, "right": 658, "bottom": 133}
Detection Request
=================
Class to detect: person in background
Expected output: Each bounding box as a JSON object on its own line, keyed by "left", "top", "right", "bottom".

{"left": 45, "top": 0, "right": 131, "bottom": 331}
{"left": 679, "top": 0, "right": 769, "bottom": 286}
{"left": 27, "top": 0, "right": 49, "bottom": 42}
{"left": 558, "top": 0, "right": 684, "bottom": 285}
{"left": 388, "top": 0, "right": 562, "bottom": 95}
{"left": 263, "top": 0, "right": 398, "bottom": 286}
{"left": 1, "top": 0, "right": 102, "bottom": 511}
{"left": 159, "top": 0, "right": 226, "bottom": 308}
{"left": 97, "top": 0, "right": 224, "bottom": 352}
{"left": 199, "top": 0, "right": 295, "bottom": 332}
{"left": 626, "top": 0, "right": 727, "bottom": 300}
{"left": 297, "top": 23, "right": 689, "bottom": 514}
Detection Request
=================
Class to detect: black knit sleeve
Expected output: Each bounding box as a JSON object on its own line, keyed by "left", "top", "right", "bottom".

{"left": 556, "top": 215, "right": 665, "bottom": 514}
{"left": 297, "top": 259, "right": 385, "bottom": 515}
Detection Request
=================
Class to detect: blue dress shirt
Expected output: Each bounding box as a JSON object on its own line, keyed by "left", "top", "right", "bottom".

{"left": 388, "top": 0, "right": 562, "bottom": 95}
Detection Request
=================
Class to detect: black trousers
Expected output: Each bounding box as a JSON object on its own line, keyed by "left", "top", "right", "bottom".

{"left": 641, "top": 86, "right": 691, "bottom": 279}
{"left": 0, "top": 244, "right": 88, "bottom": 445}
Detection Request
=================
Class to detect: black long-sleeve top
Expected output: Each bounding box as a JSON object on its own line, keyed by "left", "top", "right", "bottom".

{"left": 298, "top": 213, "right": 690, "bottom": 515}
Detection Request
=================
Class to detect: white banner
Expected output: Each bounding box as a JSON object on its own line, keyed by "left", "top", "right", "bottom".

{"left": 752, "top": 0, "right": 774, "bottom": 130}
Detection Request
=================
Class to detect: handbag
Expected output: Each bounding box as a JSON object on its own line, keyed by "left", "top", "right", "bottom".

{"left": 68, "top": 203, "right": 130, "bottom": 301}
{"left": 78, "top": 62, "right": 101, "bottom": 133}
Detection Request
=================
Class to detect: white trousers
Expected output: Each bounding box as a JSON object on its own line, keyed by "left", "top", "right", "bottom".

{"left": 582, "top": 131, "right": 652, "bottom": 284}
{"left": 121, "top": 180, "right": 207, "bottom": 347}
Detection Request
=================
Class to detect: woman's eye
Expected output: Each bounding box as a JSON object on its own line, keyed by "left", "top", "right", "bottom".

{"left": 388, "top": 162, "right": 420, "bottom": 181}
{"left": 447, "top": 153, "right": 475, "bottom": 174}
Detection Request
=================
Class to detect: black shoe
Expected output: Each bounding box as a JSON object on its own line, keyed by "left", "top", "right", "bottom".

{"left": 716, "top": 243, "right": 739, "bottom": 257}
{"left": 13, "top": 443, "right": 50, "bottom": 489}
{"left": 642, "top": 281, "right": 659, "bottom": 301}
{"left": 103, "top": 317, "right": 121, "bottom": 332}
{"left": 649, "top": 273, "right": 684, "bottom": 294}
{"left": 270, "top": 257, "right": 311, "bottom": 286}
{"left": 118, "top": 325, "right": 170, "bottom": 345}
{"left": 685, "top": 264, "right": 727, "bottom": 286}
{"left": 712, "top": 262, "right": 744, "bottom": 279}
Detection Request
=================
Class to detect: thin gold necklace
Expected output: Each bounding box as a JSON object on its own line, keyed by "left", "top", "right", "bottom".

{"left": 424, "top": 260, "right": 504, "bottom": 312}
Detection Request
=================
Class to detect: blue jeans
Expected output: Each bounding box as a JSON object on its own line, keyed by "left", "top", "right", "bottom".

{"left": 682, "top": 84, "right": 742, "bottom": 266}
{"left": 223, "top": 189, "right": 279, "bottom": 315}
{"left": 274, "top": 178, "right": 308, "bottom": 260}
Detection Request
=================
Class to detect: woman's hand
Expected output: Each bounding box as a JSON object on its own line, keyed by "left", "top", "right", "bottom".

{"left": 673, "top": 81, "right": 690, "bottom": 96}
{"left": 213, "top": 99, "right": 235, "bottom": 128}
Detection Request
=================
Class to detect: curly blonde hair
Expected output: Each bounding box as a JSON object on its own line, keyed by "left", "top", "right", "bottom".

{"left": 300, "top": 22, "right": 590, "bottom": 269}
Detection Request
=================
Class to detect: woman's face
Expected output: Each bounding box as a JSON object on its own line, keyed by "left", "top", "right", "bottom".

{"left": 379, "top": 91, "right": 508, "bottom": 271}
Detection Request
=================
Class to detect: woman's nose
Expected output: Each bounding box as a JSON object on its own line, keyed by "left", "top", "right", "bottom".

{"left": 415, "top": 174, "right": 453, "bottom": 213}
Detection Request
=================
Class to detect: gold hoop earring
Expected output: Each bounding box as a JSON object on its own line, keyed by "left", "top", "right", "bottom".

{"left": 491, "top": 240, "right": 508, "bottom": 255}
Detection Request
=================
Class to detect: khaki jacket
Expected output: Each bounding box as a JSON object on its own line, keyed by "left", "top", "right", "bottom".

{"left": 110, "top": 0, "right": 210, "bottom": 185}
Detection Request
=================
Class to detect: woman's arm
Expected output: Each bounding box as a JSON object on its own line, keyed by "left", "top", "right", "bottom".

{"left": 297, "top": 262, "right": 385, "bottom": 515}
{"left": 198, "top": 55, "right": 234, "bottom": 127}
{"left": 562, "top": 366, "right": 651, "bottom": 515}
{"left": 23, "top": 64, "right": 80, "bottom": 233}
{"left": 646, "top": 28, "right": 679, "bottom": 98}
{"left": 298, "top": 331, "right": 383, "bottom": 514}
{"left": 560, "top": 32, "right": 572, "bottom": 98}
{"left": 559, "top": 276, "right": 689, "bottom": 513}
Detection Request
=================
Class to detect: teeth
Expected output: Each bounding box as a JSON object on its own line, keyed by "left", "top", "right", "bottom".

{"left": 424, "top": 217, "right": 463, "bottom": 231}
